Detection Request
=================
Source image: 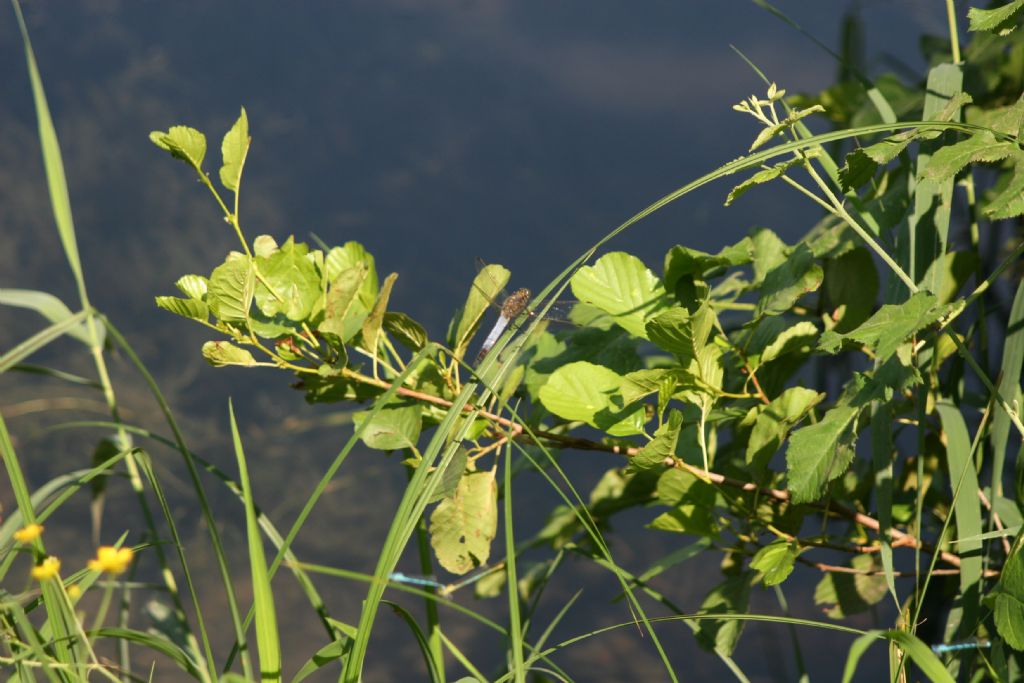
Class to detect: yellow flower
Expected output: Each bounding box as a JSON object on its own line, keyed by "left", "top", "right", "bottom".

{"left": 67, "top": 584, "right": 82, "bottom": 600}
{"left": 31, "top": 556, "right": 61, "bottom": 581}
{"left": 88, "top": 546, "right": 134, "bottom": 575}
{"left": 13, "top": 523, "right": 44, "bottom": 544}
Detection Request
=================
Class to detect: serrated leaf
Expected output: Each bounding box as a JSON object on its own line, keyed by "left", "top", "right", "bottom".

{"left": 786, "top": 405, "right": 859, "bottom": 503}
{"left": 352, "top": 401, "right": 422, "bottom": 451}
{"left": 207, "top": 255, "right": 255, "bottom": 323}
{"left": 220, "top": 107, "right": 250, "bottom": 192}
{"left": 629, "top": 410, "right": 683, "bottom": 472}
{"left": 253, "top": 237, "right": 320, "bottom": 321}
{"left": 538, "top": 361, "right": 646, "bottom": 436}
{"left": 725, "top": 157, "right": 804, "bottom": 206}
{"left": 748, "top": 105, "right": 824, "bottom": 151}
{"left": 383, "top": 312, "right": 428, "bottom": 350}
{"left": 839, "top": 135, "right": 914, "bottom": 191}
{"left": 751, "top": 540, "right": 799, "bottom": 586}
{"left": 149, "top": 125, "right": 207, "bottom": 169}
{"left": 571, "top": 252, "right": 666, "bottom": 338}
{"left": 174, "top": 275, "right": 208, "bottom": 300}
{"left": 319, "top": 264, "right": 370, "bottom": 343}
{"left": 746, "top": 387, "right": 823, "bottom": 473}
{"left": 649, "top": 468, "right": 716, "bottom": 535}
{"left": 201, "top": 341, "right": 256, "bottom": 367}
{"left": 968, "top": 0, "right": 1024, "bottom": 35}
{"left": 620, "top": 368, "right": 696, "bottom": 405}
{"left": 923, "top": 132, "right": 1017, "bottom": 182}
{"left": 361, "top": 272, "right": 398, "bottom": 357}
{"left": 818, "top": 291, "right": 943, "bottom": 361}
{"left": 757, "top": 243, "right": 823, "bottom": 316}
{"left": 430, "top": 469, "right": 498, "bottom": 574}
{"left": 155, "top": 296, "right": 209, "bottom": 323}
{"left": 814, "top": 554, "right": 888, "bottom": 618}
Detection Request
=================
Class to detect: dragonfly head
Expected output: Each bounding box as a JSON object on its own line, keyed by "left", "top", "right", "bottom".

{"left": 501, "top": 288, "right": 531, "bottom": 319}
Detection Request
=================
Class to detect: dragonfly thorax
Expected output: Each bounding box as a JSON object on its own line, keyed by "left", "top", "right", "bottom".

{"left": 501, "top": 288, "right": 531, "bottom": 319}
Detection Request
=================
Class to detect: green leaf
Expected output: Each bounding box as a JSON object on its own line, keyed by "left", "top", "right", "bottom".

{"left": 725, "top": 157, "right": 804, "bottom": 206}
{"left": 201, "top": 341, "right": 257, "bottom": 367}
{"left": 383, "top": 312, "right": 429, "bottom": 351}
{"left": 207, "top": 255, "right": 255, "bottom": 323}
{"left": 748, "top": 104, "right": 824, "bottom": 151}
{"left": 174, "top": 274, "right": 208, "bottom": 300}
{"left": 746, "top": 387, "right": 823, "bottom": 474}
{"left": 629, "top": 410, "right": 683, "bottom": 472}
{"left": 155, "top": 296, "right": 209, "bottom": 323}
{"left": 452, "top": 263, "right": 510, "bottom": 358}
{"left": 149, "top": 125, "right": 207, "bottom": 170}
{"left": 786, "top": 405, "right": 859, "bottom": 503}
{"left": 319, "top": 264, "right": 370, "bottom": 343}
{"left": 645, "top": 303, "right": 716, "bottom": 364}
{"left": 695, "top": 573, "right": 752, "bottom": 656}
{"left": 649, "top": 468, "right": 716, "bottom": 536}
{"left": 814, "top": 554, "right": 888, "bottom": 618}
{"left": 994, "top": 530, "right": 1024, "bottom": 650}
{"left": 571, "top": 252, "right": 666, "bottom": 338}
{"left": 430, "top": 469, "right": 498, "bottom": 574}
{"left": 923, "top": 132, "right": 1017, "bottom": 182}
{"left": 823, "top": 247, "right": 878, "bottom": 332}
{"left": 818, "top": 291, "right": 944, "bottom": 361}
{"left": 0, "top": 288, "right": 97, "bottom": 346}
{"left": 663, "top": 238, "right": 753, "bottom": 292}
{"left": 760, "top": 321, "right": 819, "bottom": 365}
{"left": 839, "top": 134, "right": 915, "bottom": 191}
{"left": 538, "top": 361, "right": 646, "bottom": 436}
{"left": 219, "top": 107, "right": 250, "bottom": 192}
{"left": 425, "top": 445, "right": 468, "bottom": 504}
{"left": 985, "top": 161, "right": 1024, "bottom": 220}
{"left": 756, "top": 243, "right": 823, "bottom": 316}
{"left": 968, "top": 0, "right": 1024, "bottom": 34}
{"left": 361, "top": 273, "right": 398, "bottom": 357}
{"left": 253, "top": 237, "right": 320, "bottom": 321}
{"left": 750, "top": 540, "right": 799, "bottom": 587}
{"left": 324, "top": 242, "right": 378, "bottom": 311}
{"left": 921, "top": 250, "right": 979, "bottom": 305}
{"left": 253, "top": 234, "right": 279, "bottom": 258}
{"left": 352, "top": 401, "right": 422, "bottom": 451}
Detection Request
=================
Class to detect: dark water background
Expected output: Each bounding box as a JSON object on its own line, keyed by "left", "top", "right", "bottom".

{"left": 1, "top": 1, "right": 947, "bottom": 680}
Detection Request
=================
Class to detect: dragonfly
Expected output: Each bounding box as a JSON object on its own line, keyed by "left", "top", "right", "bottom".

{"left": 388, "top": 563, "right": 502, "bottom": 597}
{"left": 473, "top": 259, "right": 575, "bottom": 364}
{"left": 930, "top": 639, "right": 991, "bottom": 655}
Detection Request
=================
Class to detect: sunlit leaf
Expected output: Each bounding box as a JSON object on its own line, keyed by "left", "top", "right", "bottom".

{"left": 695, "top": 573, "right": 752, "bottom": 656}
{"left": 923, "top": 132, "right": 1017, "bottom": 182}
{"left": 645, "top": 303, "right": 716, "bottom": 364}
{"left": 746, "top": 387, "right": 823, "bottom": 474}
{"left": 207, "top": 255, "right": 255, "bottom": 323}
{"left": 0, "top": 288, "right": 97, "bottom": 346}
{"left": 994, "top": 529, "right": 1024, "bottom": 650}
{"left": 319, "top": 264, "right": 370, "bottom": 343}
{"left": 814, "top": 554, "right": 888, "bottom": 618}
{"left": 786, "top": 405, "right": 859, "bottom": 503}
{"left": 430, "top": 469, "right": 498, "bottom": 574}
{"left": 155, "top": 296, "right": 209, "bottom": 323}
{"left": 571, "top": 252, "right": 666, "bottom": 338}
{"left": 253, "top": 237, "right": 320, "bottom": 321}
{"left": 968, "top": 0, "right": 1024, "bottom": 35}
{"left": 324, "top": 242, "right": 378, "bottom": 311}
{"left": 174, "top": 274, "right": 209, "bottom": 300}
{"left": 725, "top": 157, "right": 804, "bottom": 206}
{"left": 452, "top": 263, "right": 509, "bottom": 359}
{"left": 757, "top": 243, "right": 823, "bottom": 316}
{"left": 352, "top": 401, "right": 422, "bottom": 451}
{"left": 220, "top": 107, "right": 250, "bottom": 192}
{"left": 383, "top": 312, "right": 429, "bottom": 350}
{"left": 629, "top": 410, "right": 683, "bottom": 472}
{"left": 361, "top": 273, "right": 398, "bottom": 358}
{"left": 818, "top": 291, "right": 944, "bottom": 361}
{"left": 149, "top": 125, "right": 207, "bottom": 170}
{"left": 538, "top": 361, "right": 646, "bottom": 436}
{"left": 201, "top": 341, "right": 256, "bottom": 367}
{"left": 750, "top": 539, "right": 799, "bottom": 586}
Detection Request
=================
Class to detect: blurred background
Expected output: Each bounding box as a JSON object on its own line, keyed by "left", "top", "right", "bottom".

{"left": 1, "top": 1, "right": 949, "bottom": 680}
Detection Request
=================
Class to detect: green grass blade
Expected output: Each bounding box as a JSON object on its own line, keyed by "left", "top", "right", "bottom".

{"left": 501, "top": 440, "right": 525, "bottom": 683}
{"left": 991, "top": 280, "right": 1024, "bottom": 499}
{"left": 0, "top": 309, "right": 92, "bottom": 373}
{"left": 380, "top": 600, "right": 443, "bottom": 683}
{"left": 935, "top": 402, "right": 984, "bottom": 639}
{"left": 228, "top": 401, "right": 278, "bottom": 683}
